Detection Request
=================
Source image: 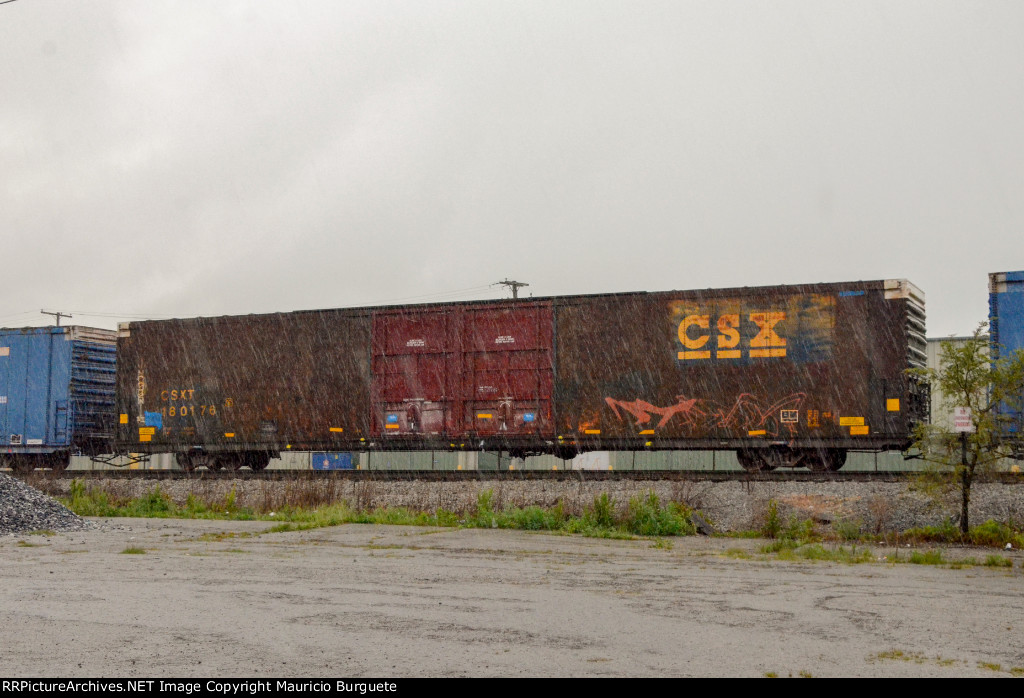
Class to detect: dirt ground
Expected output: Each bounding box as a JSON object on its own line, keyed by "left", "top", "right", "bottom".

{"left": 1, "top": 519, "right": 1023, "bottom": 678}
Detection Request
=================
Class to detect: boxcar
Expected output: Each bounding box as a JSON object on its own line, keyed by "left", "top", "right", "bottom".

{"left": 115, "top": 278, "right": 927, "bottom": 471}
{"left": 1, "top": 326, "right": 117, "bottom": 471}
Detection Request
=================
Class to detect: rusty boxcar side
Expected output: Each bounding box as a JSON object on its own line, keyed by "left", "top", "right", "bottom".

{"left": 115, "top": 278, "right": 926, "bottom": 470}
{"left": 552, "top": 279, "right": 927, "bottom": 469}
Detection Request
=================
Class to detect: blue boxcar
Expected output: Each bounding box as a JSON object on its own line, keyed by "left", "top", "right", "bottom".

{"left": 311, "top": 452, "right": 355, "bottom": 470}
{"left": 989, "top": 271, "right": 1024, "bottom": 436}
{"left": 0, "top": 326, "right": 116, "bottom": 471}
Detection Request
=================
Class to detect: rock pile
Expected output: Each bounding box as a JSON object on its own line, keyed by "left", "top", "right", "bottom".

{"left": 0, "top": 473, "right": 93, "bottom": 535}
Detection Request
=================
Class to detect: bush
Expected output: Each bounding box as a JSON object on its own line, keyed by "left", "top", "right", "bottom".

{"left": 624, "top": 491, "right": 695, "bottom": 537}
{"left": 969, "top": 520, "right": 1024, "bottom": 548}
{"left": 586, "top": 493, "right": 617, "bottom": 529}
{"left": 761, "top": 500, "right": 782, "bottom": 539}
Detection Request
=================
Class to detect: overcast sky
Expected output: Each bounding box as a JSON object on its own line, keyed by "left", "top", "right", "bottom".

{"left": 2, "top": 1, "right": 1022, "bottom": 336}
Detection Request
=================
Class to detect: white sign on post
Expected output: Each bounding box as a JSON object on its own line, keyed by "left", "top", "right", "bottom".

{"left": 953, "top": 407, "right": 975, "bottom": 433}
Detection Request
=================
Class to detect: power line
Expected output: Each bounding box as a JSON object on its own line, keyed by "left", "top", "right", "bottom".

{"left": 494, "top": 278, "right": 529, "bottom": 299}
{"left": 40, "top": 310, "right": 72, "bottom": 326}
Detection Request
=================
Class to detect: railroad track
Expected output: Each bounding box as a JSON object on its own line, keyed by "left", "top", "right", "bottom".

{"left": 7, "top": 469, "right": 1024, "bottom": 484}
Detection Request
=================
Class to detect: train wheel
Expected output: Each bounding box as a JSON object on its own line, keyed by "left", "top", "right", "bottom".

{"left": 218, "top": 455, "right": 243, "bottom": 472}
{"left": 48, "top": 452, "right": 70, "bottom": 473}
{"left": 737, "top": 449, "right": 776, "bottom": 472}
{"left": 10, "top": 457, "right": 35, "bottom": 473}
{"left": 823, "top": 449, "right": 847, "bottom": 472}
{"left": 206, "top": 457, "right": 224, "bottom": 472}
{"left": 245, "top": 452, "right": 270, "bottom": 471}
{"left": 553, "top": 446, "right": 578, "bottom": 461}
{"left": 175, "top": 453, "right": 197, "bottom": 473}
{"left": 805, "top": 454, "right": 829, "bottom": 472}
{"left": 736, "top": 450, "right": 759, "bottom": 471}
{"left": 804, "top": 449, "right": 847, "bottom": 472}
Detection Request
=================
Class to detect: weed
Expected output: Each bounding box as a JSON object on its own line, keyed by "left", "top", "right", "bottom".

{"left": 121, "top": 546, "right": 146, "bottom": 554}
{"left": 763, "top": 672, "right": 778, "bottom": 678}
{"left": 16, "top": 541, "right": 42, "bottom": 547}
{"left": 909, "top": 550, "right": 945, "bottom": 565}
{"left": 27, "top": 529, "right": 55, "bottom": 536}
{"left": 761, "top": 539, "right": 800, "bottom": 554}
{"left": 978, "top": 662, "right": 1002, "bottom": 672}
{"left": 795, "top": 544, "right": 873, "bottom": 564}
{"left": 833, "top": 519, "right": 862, "bottom": 542}
{"left": 587, "top": 493, "right": 617, "bottom": 529}
{"left": 650, "top": 537, "right": 674, "bottom": 550}
{"left": 969, "top": 520, "right": 1024, "bottom": 548}
{"left": 984, "top": 555, "right": 1013, "bottom": 568}
{"left": 949, "top": 558, "right": 978, "bottom": 569}
{"left": 761, "top": 499, "right": 782, "bottom": 539}
{"left": 723, "top": 548, "right": 752, "bottom": 559}
{"left": 798, "top": 671, "right": 813, "bottom": 678}
{"left": 624, "top": 492, "right": 695, "bottom": 537}
{"left": 1010, "top": 667, "right": 1024, "bottom": 677}
{"left": 873, "top": 649, "right": 925, "bottom": 663}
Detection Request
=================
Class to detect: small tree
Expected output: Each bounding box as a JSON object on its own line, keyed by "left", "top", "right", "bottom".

{"left": 909, "top": 324, "right": 1024, "bottom": 534}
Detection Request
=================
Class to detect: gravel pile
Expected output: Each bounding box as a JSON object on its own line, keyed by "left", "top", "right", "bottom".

{"left": 0, "top": 473, "right": 94, "bottom": 535}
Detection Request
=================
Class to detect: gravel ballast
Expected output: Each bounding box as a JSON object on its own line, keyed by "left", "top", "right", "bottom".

{"left": 0, "top": 473, "right": 94, "bottom": 535}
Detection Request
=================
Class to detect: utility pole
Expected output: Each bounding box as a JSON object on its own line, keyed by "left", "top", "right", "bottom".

{"left": 41, "top": 310, "right": 72, "bottom": 326}
{"left": 495, "top": 278, "right": 529, "bottom": 299}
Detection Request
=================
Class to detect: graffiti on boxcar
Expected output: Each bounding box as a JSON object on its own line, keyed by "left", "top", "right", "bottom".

{"left": 604, "top": 396, "right": 705, "bottom": 428}
{"left": 605, "top": 392, "right": 807, "bottom": 436}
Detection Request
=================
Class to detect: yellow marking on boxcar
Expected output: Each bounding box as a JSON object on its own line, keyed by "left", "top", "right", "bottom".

{"left": 850, "top": 425, "right": 870, "bottom": 435}
{"left": 477, "top": 413, "right": 492, "bottom": 419}
{"left": 584, "top": 429, "right": 601, "bottom": 434}
{"left": 678, "top": 350, "right": 712, "bottom": 360}
{"left": 138, "top": 434, "right": 152, "bottom": 442}
{"left": 887, "top": 399, "right": 900, "bottom": 412}
{"left": 329, "top": 427, "right": 344, "bottom": 432}
{"left": 839, "top": 417, "right": 864, "bottom": 426}
{"left": 138, "top": 427, "right": 155, "bottom": 435}
{"left": 748, "top": 429, "right": 767, "bottom": 436}
{"left": 716, "top": 350, "right": 742, "bottom": 359}
{"left": 385, "top": 424, "right": 400, "bottom": 429}
{"left": 639, "top": 429, "right": 654, "bottom": 435}
{"left": 120, "top": 414, "right": 128, "bottom": 424}
{"left": 749, "top": 348, "right": 787, "bottom": 358}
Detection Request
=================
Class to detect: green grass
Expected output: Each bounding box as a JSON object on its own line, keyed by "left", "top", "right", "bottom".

{"left": 873, "top": 649, "right": 926, "bottom": 664}
{"left": 120, "top": 546, "right": 146, "bottom": 554}
{"left": 902, "top": 519, "right": 1024, "bottom": 548}
{"left": 16, "top": 540, "right": 43, "bottom": 548}
{"left": 27, "top": 529, "right": 55, "bottom": 536}
{"left": 766, "top": 542, "right": 874, "bottom": 564}
{"left": 62, "top": 482, "right": 707, "bottom": 541}
{"left": 984, "top": 555, "right": 1013, "bottom": 568}
{"left": 909, "top": 549, "right": 945, "bottom": 565}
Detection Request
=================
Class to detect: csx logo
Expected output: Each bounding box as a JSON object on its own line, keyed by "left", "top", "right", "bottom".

{"left": 677, "top": 312, "right": 787, "bottom": 360}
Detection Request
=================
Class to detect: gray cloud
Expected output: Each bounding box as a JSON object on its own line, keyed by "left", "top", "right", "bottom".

{"left": 2, "top": 1, "right": 1022, "bottom": 335}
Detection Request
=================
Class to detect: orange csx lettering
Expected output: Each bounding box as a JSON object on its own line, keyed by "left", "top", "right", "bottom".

{"left": 677, "top": 312, "right": 786, "bottom": 360}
